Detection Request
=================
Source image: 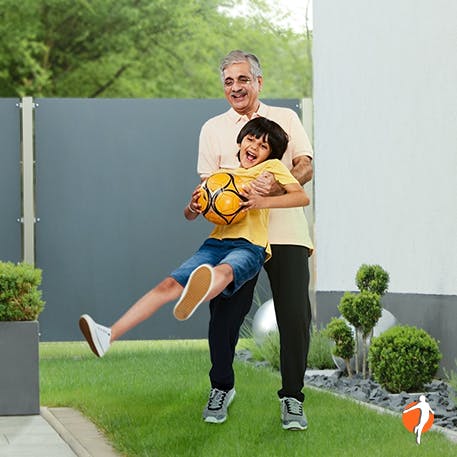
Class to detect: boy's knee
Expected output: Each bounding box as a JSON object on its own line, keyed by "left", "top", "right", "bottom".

{"left": 216, "top": 263, "right": 234, "bottom": 282}
{"left": 156, "top": 277, "right": 181, "bottom": 293}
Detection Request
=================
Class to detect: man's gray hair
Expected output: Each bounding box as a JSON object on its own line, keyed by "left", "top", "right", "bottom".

{"left": 219, "top": 50, "right": 262, "bottom": 82}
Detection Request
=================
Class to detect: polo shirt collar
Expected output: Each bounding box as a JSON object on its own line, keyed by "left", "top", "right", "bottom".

{"left": 227, "top": 102, "right": 267, "bottom": 123}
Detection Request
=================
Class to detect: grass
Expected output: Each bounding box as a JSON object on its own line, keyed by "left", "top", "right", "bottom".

{"left": 243, "top": 324, "right": 335, "bottom": 370}
{"left": 445, "top": 362, "right": 457, "bottom": 404}
{"left": 40, "top": 340, "right": 456, "bottom": 457}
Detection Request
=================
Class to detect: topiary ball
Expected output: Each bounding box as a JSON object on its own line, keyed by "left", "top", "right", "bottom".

{"left": 368, "top": 325, "right": 441, "bottom": 393}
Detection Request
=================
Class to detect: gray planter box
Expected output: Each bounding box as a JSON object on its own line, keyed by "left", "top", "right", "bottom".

{"left": 0, "top": 321, "right": 40, "bottom": 415}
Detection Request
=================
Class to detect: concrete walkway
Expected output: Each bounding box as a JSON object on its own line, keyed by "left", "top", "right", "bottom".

{"left": 0, "top": 407, "right": 121, "bottom": 457}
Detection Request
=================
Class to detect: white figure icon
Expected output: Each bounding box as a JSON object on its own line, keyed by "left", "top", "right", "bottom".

{"left": 402, "top": 395, "right": 434, "bottom": 444}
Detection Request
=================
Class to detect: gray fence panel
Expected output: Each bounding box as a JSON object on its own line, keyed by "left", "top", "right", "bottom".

{"left": 0, "top": 99, "right": 21, "bottom": 263}
{"left": 34, "top": 98, "right": 300, "bottom": 341}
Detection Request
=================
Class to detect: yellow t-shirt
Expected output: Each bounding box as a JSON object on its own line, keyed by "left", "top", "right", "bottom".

{"left": 208, "top": 159, "right": 299, "bottom": 260}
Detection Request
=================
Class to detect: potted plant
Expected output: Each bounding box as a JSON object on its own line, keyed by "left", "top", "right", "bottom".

{"left": 0, "top": 261, "right": 45, "bottom": 415}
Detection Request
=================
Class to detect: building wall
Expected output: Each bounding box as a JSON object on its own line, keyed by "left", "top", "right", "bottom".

{"left": 313, "top": 1, "right": 457, "bottom": 371}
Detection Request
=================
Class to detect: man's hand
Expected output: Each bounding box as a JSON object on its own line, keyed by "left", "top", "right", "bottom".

{"left": 248, "top": 171, "right": 285, "bottom": 196}
{"left": 240, "top": 184, "right": 268, "bottom": 210}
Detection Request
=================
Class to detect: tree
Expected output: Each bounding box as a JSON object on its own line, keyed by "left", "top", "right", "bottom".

{"left": 0, "top": 0, "right": 312, "bottom": 98}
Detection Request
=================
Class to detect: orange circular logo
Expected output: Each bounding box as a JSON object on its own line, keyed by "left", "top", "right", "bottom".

{"left": 402, "top": 399, "right": 434, "bottom": 434}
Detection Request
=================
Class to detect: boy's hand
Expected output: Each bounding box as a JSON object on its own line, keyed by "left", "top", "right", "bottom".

{"left": 185, "top": 184, "right": 203, "bottom": 220}
{"left": 248, "top": 171, "right": 284, "bottom": 196}
{"left": 189, "top": 185, "right": 203, "bottom": 213}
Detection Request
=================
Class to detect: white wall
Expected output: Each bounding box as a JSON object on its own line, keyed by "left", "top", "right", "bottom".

{"left": 313, "top": 0, "right": 457, "bottom": 294}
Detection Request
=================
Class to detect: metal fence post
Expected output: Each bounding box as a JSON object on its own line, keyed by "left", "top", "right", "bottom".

{"left": 20, "top": 97, "right": 36, "bottom": 266}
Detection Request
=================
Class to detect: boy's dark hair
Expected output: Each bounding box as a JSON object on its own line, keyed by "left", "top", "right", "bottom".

{"left": 236, "top": 117, "right": 289, "bottom": 161}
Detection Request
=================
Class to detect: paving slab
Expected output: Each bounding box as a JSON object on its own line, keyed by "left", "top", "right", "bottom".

{"left": 0, "top": 413, "right": 76, "bottom": 457}
{"left": 0, "top": 408, "right": 122, "bottom": 457}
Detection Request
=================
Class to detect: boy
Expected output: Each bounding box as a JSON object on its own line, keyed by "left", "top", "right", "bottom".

{"left": 79, "top": 117, "right": 309, "bottom": 359}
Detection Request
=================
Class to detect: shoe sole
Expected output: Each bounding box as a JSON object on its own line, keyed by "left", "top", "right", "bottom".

{"left": 79, "top": 315, "right": 103, "bottom": 357}
{"left": 203, "top": 390, "right": 236, "bottom": 424}
{"left": 173, "top": 264, "right": 213, "bottom": 321}
{"left": 282, "top": 421, "right": 308, "bottom": 431}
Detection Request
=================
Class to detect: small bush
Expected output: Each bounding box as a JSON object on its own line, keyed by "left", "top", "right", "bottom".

{"left": 325, "top": 318, "right": 355, "bottom": 376}
{"left": 251, "top": 330, "right": 280, "bottom": 370}
{"left": 307, "top": 324, "right": 334, "bottom": 370}
{"left": 0, "top": 261, "right": 45, "bottom": 321}
{"left": 444, "top": 361, "right": 457, "bottom": 404}
{"left": 369, "top": 325, "right": 441, "bottom": 393}
{"left": 251, "top": 325, "right": 334, "bottom": 371}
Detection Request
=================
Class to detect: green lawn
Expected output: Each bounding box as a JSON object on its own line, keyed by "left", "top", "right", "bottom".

{"left": 40, "top": 340, "right": 456, "bottom": 457}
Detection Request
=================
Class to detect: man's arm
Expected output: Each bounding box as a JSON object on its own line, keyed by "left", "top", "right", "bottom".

{"left": 291, "top": 155, "right": 313, "bottom": 186}
{"left": 197, "top": 122, "right": 220, "bottom": 178}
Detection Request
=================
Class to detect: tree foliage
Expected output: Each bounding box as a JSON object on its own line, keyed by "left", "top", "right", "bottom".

{"left": 0, "top": 0, "right": 312, "bottom": 98}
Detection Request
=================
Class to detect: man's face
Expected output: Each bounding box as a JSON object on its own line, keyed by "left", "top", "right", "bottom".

{"left": 222, "top": 62, "right": 263, "bottom": 117}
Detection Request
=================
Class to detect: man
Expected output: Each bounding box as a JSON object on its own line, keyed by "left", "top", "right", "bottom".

{"left": 198, "top": 50, "right": 314, "bottom": 430}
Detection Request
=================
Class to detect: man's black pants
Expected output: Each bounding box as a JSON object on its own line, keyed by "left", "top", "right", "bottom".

{"left": 208, "top": 244, "right": 311, "bottom": 402}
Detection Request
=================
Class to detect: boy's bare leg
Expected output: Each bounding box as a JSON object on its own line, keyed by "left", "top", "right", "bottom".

{"left": 79, "top": 277, "right": 183, "bottom": 357}
{"left": 111, "top": 277, "right": 183, "bottom": 341}
{"left": 207, "top": 264, "right": 234, "bottom": 299}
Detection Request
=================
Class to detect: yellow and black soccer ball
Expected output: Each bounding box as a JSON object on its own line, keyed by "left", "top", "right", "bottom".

{"left": 198, "top": 172, "right": 248, "bottom": 225}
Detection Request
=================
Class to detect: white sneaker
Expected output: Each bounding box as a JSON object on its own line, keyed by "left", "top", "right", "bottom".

{"left": 79, "top": 314, "right": 111, "bottom": 357}
{"left": 173, "top": 264, "right": 214, "bottom": 321}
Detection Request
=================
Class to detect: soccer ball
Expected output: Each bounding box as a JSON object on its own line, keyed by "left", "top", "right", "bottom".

{"left": 198, "top": 172, "right": 248, "bottom": 225}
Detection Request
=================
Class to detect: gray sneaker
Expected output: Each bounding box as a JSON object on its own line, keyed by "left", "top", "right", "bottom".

{"left": 202, "top": 388, "right": 236, "bottom": 424}
{"left": 280, "top": 397, "right": 308, "bottom": 430}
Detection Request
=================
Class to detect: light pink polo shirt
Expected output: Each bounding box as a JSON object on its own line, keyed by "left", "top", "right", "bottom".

{"left": 198, "top": 102, "right": 314, "bottom": 249}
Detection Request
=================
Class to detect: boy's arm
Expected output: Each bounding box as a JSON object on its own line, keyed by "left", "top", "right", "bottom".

{"left": 241, "top": 182, "right": 309, "bottom": 210}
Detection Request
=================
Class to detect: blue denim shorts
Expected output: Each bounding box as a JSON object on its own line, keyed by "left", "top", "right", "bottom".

{"left": 170, "top": 238, "right": 266, "bottom": 297}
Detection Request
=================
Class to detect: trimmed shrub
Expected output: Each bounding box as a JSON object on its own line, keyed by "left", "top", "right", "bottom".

{"left": 338, "top": 289, "right": 382, "bottom": 378}
{"left": 369, "top": 325, "right": 441, "bottom": 393}
{"left": 325, "top": 318, "right": 355, "bottom": 377}
{"left": 0, "top": 261, "right": 45, "bottom": 321}
{"left": 356, "top": 264, "right": 389, "bottom": 296}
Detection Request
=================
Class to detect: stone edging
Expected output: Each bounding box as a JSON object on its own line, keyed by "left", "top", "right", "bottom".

{"left": 41, "top": 407, "right": 121, "bottom": 457}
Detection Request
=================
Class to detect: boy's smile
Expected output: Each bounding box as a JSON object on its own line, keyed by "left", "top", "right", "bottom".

{"left": 239, "top": 134, "right": 271, "bottom": 168}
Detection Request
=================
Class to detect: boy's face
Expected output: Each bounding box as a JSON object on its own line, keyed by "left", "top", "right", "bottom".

{"left": 238, "top": 134, "right": 271, "bottom": 168}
